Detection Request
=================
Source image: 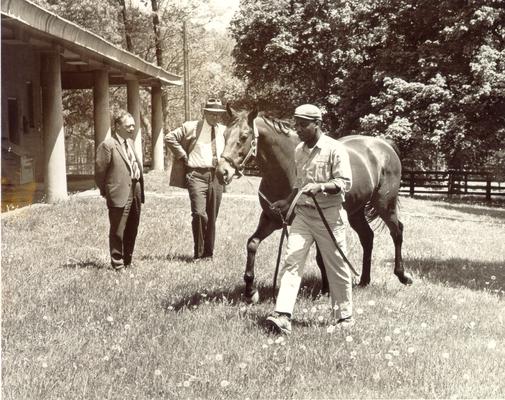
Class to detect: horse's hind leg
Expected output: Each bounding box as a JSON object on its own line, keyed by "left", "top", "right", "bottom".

{"left": 244, "top": 212, "right": 280, "bottom": 303}
{"left": 315, "top": 245, "right": 329, "bottom": 295}
{"left": 348, "top": 209, "right": 374, "bottom": 286}
{"left": 380, "top": 201, "right": 413, "bottom": 285}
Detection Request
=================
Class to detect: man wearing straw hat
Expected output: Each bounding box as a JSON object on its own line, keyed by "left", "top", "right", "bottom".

{"left": 165, "top": 98, "right": 227, "bottom": 260}
{"left": 267, "top": 104, "right": 353, "bottom": 334}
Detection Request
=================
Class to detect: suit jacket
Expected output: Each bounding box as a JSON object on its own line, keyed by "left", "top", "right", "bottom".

{"left": 165, "top": 120, "right": 204, "bottom": 189}
{"left": 95, "top": 134, "right": 145, "bottom": 208}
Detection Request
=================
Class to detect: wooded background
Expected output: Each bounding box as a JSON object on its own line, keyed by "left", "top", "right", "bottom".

{"left": 33, "top": 0, "right": 504, "bottom": 175}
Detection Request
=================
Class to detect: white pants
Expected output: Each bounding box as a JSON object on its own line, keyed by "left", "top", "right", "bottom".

{"left": 275, "top": 205, "right": 352, "bottom": 320}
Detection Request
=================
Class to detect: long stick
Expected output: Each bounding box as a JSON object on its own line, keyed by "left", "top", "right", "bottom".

{"left": 272, "top": 223, "right": 288, "bottom": 298}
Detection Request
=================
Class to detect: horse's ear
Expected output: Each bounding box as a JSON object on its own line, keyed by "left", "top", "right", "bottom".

{"left": 248, "top": 107, "right": 258, "bottom": 126}
{"left": 226, "top": 103, "right": 236, "bottom": 119}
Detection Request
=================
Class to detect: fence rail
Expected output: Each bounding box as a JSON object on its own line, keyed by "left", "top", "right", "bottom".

{"left": 400, "top": 170, "right": 505, "bottom": 200}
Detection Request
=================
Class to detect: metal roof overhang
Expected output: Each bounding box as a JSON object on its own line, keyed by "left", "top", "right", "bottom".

{"left": 1, "top": 0, "right": 182, "bottom": 89}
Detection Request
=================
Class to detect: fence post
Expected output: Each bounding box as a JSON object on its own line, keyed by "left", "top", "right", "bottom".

{"left": 409, "top": 172, "right": 415, "bottom": 196}
{"left": 448, "top": 171, "right": 453, "bottom": 198}
{"left": 486, "top": 176, "right": 491, "bottom": 201}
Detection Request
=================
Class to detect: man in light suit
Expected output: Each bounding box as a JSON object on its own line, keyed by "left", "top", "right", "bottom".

{"left": 95, "top": 109, "right": 145, "bottom": 271}
{"left": 165, "top": 98, "right": 227, "bottom": 260}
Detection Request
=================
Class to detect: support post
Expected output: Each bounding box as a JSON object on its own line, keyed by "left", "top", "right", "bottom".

{"left": 93, "top": 69, "right": 110, "bottom": 151}
{"left": 127, "top": 78, "right": 142, "bottom": 165}
{"left": 151, "top": 85, "right": 164, "bottom": 170}
{"left": 40, "top": 51, "right": 68, "bottom": 203}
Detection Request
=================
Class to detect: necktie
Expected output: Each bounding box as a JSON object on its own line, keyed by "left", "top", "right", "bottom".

{"left": 124, "top": 140, "right": 140, "bottom": 180}
{"left": 211, "top": 125, "right": 218, "bottom": 168}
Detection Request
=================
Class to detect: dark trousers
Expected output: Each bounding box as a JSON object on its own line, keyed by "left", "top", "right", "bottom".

{"left": 186, "top": 168, "right": 223, "bottom": 258}
{"left": 108, "top": 181, "right": 141, "bottom": 268}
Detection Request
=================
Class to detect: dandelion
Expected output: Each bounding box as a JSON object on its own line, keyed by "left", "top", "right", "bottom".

{"left": 326, "top": 325, "right": 336, "bottom": 334}
{"left": 42, "top": 315, "right": 48, "bottom": 321}
{"left": 385, "top": 353, "right": 393, "bottom": 360}
{"left": 367, "top": 300, "right": 376, "bottom": 306}
{"left": 275, "top": 337, "right": 285, "bottom": 344}
{"left": 285, "top": 366, "right": 291, "bottom": 372}
{"left": 310, "top": 307, "right": 317, "bottom": 313}
{"left": 302, "top": 308, "right": 308, "bottom": 313}
{"left": 393, "top": 328, "right": 401, "bottom": 335}
{"left": 485, "top": 281, "right": 490, "bottom": 285}
{"left": 491, "top": 275, "right": 496, "bottom": 280}
{"left": 154, "top": 369, "right": 162, "bottom": 376}
{"left": 103, "top": 355, "right": 110, "bottom": 361}
{"left": 42, "top": 362, "right": 48, "bottom": 368}
{"left": 441, "top": 352, "right": 450, "bottom": 359}
{"left": 262, "top": 344, "right": 268, "bottom": 349}
{"left": 391, "top": 350, "right": 400, "bottom": 356}
{"left": 469, "top": 321, "right": 476, "bottom": 329}
{"left": 238, "top": 362, "right": 247, "bottom": 370}
{"left": 129, "top": 273, "right": 134, "bottom": 278}
{"left": 215, "top": 354, "right": 223, "bottom": 362}
{"left": 356, "top": 308, "right": 364, "bottom": 315}
{"left": 387, "top": 361, "right": 394, "bottom": 367}
{"left": 350, "top": 350, "right": 357, "bottom": 358}
{"left": 407, "top": 347, "right": 415, "bottom": 354}
{"left": 124, "top": 324, "right": 130, "bottom": 330}
{"left": 167, "top": 306, "right": 174, "bottom": 311}
{"left": 421, "top": 322, "right": 427, "bottom": 328}
{"left": 384, "top": 336, "right": 392, "bottom": 342}
{"left": 239, "top": 306, "right": 247, "bottom": 313}
{"left": 372, "top": 372, "right": 380, "bottom": 381}
{"left": 201, "top": 293, "right": 208, "bottom": 298}
{"left": 220, "top": 380, "right": 230, "bottom": 388}
{"left": 183, "top": 380, "right": 191, "bottom": 387}
{"left": 106, "top": 316, "right": 114, "bottom": 323}
{"left": 487, "top": 340, "right": 497, "bottom": 350}
{"left": 317, "top": 315, "right": 325, "bottom": 322}
{"left": 451, "top": 315, "right": 457, "bottom": 320}
{"left": 300, "top": 344, "right": 307, "bottom": 351}
{"left": 267, "top": 339, "right": 274, "bottom": 345}
{"left": 345, "top": 336, "right": 353, "bottom": 343}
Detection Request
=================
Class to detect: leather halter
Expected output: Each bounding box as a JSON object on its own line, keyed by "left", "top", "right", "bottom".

{"left": 223, "top": 118, "right": 259, "bottom": 178}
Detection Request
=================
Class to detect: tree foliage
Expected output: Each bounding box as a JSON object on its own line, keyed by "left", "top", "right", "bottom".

{"left": 230, "top": 0, "right": 505, "bottom": 170}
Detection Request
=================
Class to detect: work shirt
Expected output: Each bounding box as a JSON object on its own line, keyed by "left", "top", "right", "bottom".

{"left": 294, "top": 133, "right": 352, "bottom": 209}
{"left": 187, "top": 121, "right": 226, "bottom": 168}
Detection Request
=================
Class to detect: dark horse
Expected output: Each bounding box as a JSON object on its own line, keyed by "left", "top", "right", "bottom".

{"left": 216, "top": 107, "right": 413, "bottom": 303}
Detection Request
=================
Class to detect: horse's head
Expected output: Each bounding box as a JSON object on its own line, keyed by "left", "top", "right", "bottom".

{"left": 216, "top": 105, "right": 258, "bottom": 185}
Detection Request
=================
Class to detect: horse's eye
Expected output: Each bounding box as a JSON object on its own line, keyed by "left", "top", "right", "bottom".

{"left": 239, "top": 134, "right": 249, "bottom": 142}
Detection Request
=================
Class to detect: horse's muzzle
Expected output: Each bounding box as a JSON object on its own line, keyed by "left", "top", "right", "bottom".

{"left": 216, "top": 158, "right": 237, "bottom": 185}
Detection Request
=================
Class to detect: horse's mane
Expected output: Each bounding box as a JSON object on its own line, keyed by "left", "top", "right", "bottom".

{"left": 258, "top": 112, "right": 294, "bottom": 137}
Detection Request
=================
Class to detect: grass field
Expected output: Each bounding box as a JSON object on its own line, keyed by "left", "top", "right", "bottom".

{"left": 2, "top": 171, "right": 504, "bottom": 399}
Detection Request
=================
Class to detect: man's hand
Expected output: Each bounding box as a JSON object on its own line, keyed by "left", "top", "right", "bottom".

{"left": 301, "top": 183, "right": 323, "bottom": 196}
{"left": 181, "top": 155, "right": 189, "bottom": 166}
{"left": 270, "top": 199, "right": 290, "bottom": 213}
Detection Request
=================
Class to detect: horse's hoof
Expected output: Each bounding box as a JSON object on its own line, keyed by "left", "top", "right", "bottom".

{"left": 358, "top": 279, "right": 370, "bottom": 287}
{"left": 244, "top": 291, "right": 259, "bottom": 304}
{"left": 398, "top": 273, "right": 413, "bottom": 285}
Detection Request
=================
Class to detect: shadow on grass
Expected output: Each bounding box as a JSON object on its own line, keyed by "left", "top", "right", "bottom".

{"left": 432, "top": 203, "right": 505, "bottom": 220}
{"left": 163, "top": 275, "right": 328, "bottom": 313}
{"left": 140, "top": 253, "right": 194, "bottom": 263}
{"left": 405, "top": 257, "right": 504, "bottom": 295}
{"left": 61, "top": 259, "right": 107, "bottom": 270}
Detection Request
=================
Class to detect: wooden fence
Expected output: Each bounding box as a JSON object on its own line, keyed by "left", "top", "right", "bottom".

{"left": 400, "top": 170, "right": 505, "bottom": 200}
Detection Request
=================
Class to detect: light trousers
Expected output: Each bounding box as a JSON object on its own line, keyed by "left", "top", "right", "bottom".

{"left": 275, "top": 204, "right": 352, "bottom": 320}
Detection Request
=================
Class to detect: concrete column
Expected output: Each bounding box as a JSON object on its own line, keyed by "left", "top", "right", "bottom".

{"left": 93, "top": 70, "right": 110, "bottom": 151}
{"left": 40, "top": 51, "right": 68, "bottom": 203}
{"left": 127, "top": 78, "right": 142, "bottom": 165}
{"left": 151, "top": 85, "right": 164, "bottom": 171}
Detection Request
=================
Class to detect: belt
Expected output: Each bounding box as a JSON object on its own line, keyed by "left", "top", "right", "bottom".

{"left": 187, "top": 166, "right": 215, "bottom": 172}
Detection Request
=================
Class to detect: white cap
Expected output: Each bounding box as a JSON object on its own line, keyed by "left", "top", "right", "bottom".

{"left": 294, "top": 104, "right": 322, "bottom": 120}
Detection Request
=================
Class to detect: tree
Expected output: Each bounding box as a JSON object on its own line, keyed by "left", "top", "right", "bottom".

{"left": 230, "top": 0, "right": 505, "bottom": 170}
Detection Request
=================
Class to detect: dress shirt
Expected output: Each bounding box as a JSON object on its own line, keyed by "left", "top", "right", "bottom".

{"left": 187, "top": 121, "right": 225, "bottom": 168}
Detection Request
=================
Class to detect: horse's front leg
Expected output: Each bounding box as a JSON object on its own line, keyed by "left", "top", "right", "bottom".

{"left": 244, "top": 212, "right": 280, "bottom": 304}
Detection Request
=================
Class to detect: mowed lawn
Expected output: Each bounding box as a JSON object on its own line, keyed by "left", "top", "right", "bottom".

{"left": 2, "top": 171, "right": 504, "bottom": 399}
